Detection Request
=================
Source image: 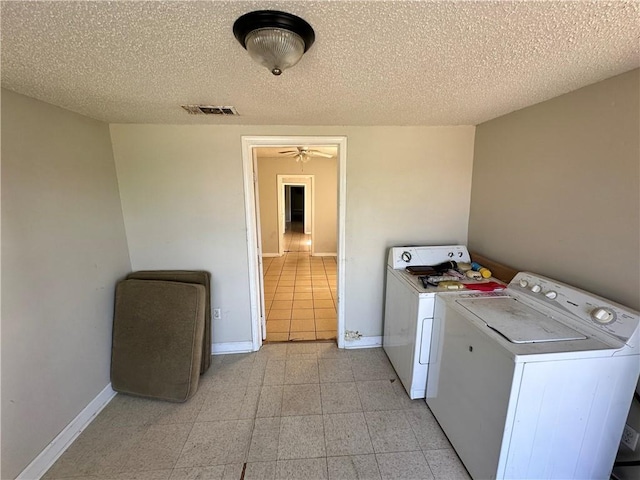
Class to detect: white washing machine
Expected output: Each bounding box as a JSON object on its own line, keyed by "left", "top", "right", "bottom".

{"left": 383, "top": 245, "right": 472, "bottom": 399}
{"left": 427, "top": 272, "right": 640, "bottom": 480}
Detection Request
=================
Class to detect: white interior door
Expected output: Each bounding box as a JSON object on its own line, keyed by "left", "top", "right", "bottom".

{"left": 252, "top": 153, "right": 267, "bottom": 340}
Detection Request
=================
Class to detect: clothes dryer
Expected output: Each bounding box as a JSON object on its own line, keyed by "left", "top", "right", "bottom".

{"left": 383, "top": 245, "right": 471, "bottom": 399}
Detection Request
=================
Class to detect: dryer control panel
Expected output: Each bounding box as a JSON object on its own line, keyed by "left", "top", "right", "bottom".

{"left": 388, "top": 245, "right": 470, "bottom": 269}
{"left": 509, "top": 272, "right": 640, "bottom": 346}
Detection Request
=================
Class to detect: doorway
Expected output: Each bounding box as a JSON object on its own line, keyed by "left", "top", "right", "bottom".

{"left": 259, "top": 152, "right": 335, "bottom": 342}
{"left": 277, "top": 175, "right": 313, "bottom": 256}
{"left": 241, "top": 136, "right": 347, "bottom": 350}
{"left": 289, "top": 186, "right": 304, "bottom": 223}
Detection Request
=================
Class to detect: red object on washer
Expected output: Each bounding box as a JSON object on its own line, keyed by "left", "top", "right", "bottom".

{"left": 464, "top": 282, "right": 505, "bottom": 292}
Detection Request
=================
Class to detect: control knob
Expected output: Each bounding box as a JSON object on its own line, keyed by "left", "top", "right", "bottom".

{"left": 590, "top": 307, "right": 616, "bottom": 325}
{"left": 519, "top": 279, "right": 528, "bottom": 288}
{"left": 530, "top": 284, "right": 542, "bottom": 293}
{"left": 401, "top": 251, "right": 412, "bottom": 263}
{"left": 545, "top": 291, "right": 558, "bottom": 299}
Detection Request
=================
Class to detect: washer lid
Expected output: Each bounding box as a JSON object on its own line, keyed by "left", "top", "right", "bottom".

{"left": 457, "top": 297, "right": 587, "bottom": 344}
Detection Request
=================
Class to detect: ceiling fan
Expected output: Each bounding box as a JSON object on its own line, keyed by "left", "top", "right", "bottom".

{"left": 279, "top": 146, "right": 334, "bottom": 163}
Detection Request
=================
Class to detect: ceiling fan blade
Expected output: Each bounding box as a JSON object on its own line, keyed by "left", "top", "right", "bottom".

{"left": 279, "top": 150, "right": 298, "bottom": 154}
{"left": 306, "top": 151, "right": 334, "bottom": 158}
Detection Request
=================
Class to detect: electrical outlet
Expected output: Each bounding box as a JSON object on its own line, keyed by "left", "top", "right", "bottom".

{"left": 213, "top": 308, "right": 221, "bottom": 320}
{"left": 621, "top": 424, "right": 639, "bottom": 451}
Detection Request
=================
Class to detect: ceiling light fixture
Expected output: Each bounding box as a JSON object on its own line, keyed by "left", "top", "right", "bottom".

{"left": 233, "top": 10, "right": 315, "bottom": 76}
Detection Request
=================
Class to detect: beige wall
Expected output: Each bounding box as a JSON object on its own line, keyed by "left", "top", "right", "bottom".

{"left": 1, "top": 90, "right": 131, "bottom": 479}
{"left": 257, "top": 155, "right": 338, "bottom": 255}
{"left": 110, "top": 125, "right": 475, "bottom": 340}
{"left": 469, "top": 69, "right": 639, "bottom": 311}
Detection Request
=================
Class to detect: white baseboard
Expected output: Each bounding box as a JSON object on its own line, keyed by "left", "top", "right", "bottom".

{"left": 312, "top": 253, "right": 337, "bottom": 257}
{"left": 343, "top": 336, "right": 383, "bottom": 349}
{"left": 212, "top": 341, "right": 254, "bottom": 355}
{"left": 17, "top": 383, "right": 117, "bottom": 480}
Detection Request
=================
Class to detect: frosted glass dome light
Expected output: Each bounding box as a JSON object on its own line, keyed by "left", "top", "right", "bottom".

{"left": 233, "top": 10, "right": 315, "bottom": 76}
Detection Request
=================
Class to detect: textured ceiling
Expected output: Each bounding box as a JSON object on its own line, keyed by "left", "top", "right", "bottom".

{"left": 1, "top": 1, "right": 638, "bottom": 126}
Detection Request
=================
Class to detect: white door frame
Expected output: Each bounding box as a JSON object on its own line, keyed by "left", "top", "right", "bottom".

{"left": 277, "top": 175, "right": 314, "bottom": 256}
{"left": 242, "top": 136, "right": 347, "bottom": 350}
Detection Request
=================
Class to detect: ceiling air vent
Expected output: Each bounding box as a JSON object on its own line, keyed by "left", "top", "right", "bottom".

{"left": 181, "top": 105, "right": 239, "bottom": 115}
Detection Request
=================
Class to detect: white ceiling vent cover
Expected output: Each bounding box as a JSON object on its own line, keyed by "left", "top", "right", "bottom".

{"left": 181, "top": 105, "right": 239, "bottom": 115}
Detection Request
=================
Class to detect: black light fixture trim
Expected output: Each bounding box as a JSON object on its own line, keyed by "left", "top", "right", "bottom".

{"left": 233, "top": 10, "right": 315, "bottom": 53}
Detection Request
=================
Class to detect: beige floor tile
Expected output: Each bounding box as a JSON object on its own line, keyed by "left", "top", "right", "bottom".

{"left": 273, "top": 292, "right": 294, "bottom": 301}
{"left": 289, "top": 331, "right": 316, "bottom": 341}
{"left": 315, "top": 317, "right": 336, "bottom": 331}
{"left": 271, "top": 300, "right": 293, "bottom": 310}
{"left": 266, "top": 332, "right": 289, "bottom": 342}
{"left": 292, "top": 308, "right": 315, "bottom": 320}
{"left": 326, "top": 455, "right": 379, "bottom": 480}
{"left": 176, "top": 420, "right": 252, "bottom": 467}
{"left": 292, "top": 300, "right": 313, "bottom": 309}
{"left": 294, "top": 292, "right": 313, "bottom": 300}
{"left": 267, "top": 320, "right": 290, "bottom": 333}
{"left": 290, "top": 319, "right": 315, "bottom": 332}
{"left": 278, "top": 279, "right": 296, "bottom": 287}
{"left": 313, "top": 299, "right": 334, "bottom": 309}
{"left": 376, "top": 451, "right": 431, "bottom": 479}
{"left": 268, "top": 309, "right": 292, "bottom": 320}
{"left": 282, "top": 384, "right": 322, "bottom": 416}
{"left": 324, "top": 413, "right": 373, "bottom": 456}
{"left": 315, "top": 309, "right": 336, "bottom": 319}
{"left": 276, "top": 286, "right": 295, "bottom": 293}
{"left": 294, "top": 279, "right": 312, "bottom": 286}
{"left": 316, "top": 330, "right": 337, "bottom": 340}
{"left": 295, "top": 285, "right": 313, "bottom": 293}
{"left": 313, "top": 291, "right": 332, "bottom": 300}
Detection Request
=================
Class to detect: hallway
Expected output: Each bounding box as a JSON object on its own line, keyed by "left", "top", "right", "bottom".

{"left": 262, "top": 223, "right": 337, "bottom": 341}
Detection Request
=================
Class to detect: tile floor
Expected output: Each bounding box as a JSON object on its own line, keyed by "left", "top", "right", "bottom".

{"left": 43, "top": 343, "right": 471, "bottom": 480}
{"left": 263, "top": 223, "right": 337, "bottom": 342}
